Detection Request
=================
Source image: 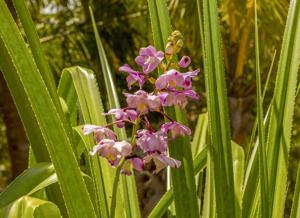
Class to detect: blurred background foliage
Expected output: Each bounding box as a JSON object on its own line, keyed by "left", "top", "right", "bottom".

{"left": 0, "top": 0, "right": 299, "bottom": 215}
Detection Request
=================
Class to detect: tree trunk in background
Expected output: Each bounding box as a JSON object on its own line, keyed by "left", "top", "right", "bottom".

{"left": 0, "top": 0, "right": 29, "bottom": 179}
{"left": 0, "top": 74, "right": 29, "bottom": 179}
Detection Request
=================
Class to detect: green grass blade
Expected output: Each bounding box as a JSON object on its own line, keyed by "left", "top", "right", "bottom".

{"left": 254, "top": 1, "right": 270, "bottom": 217}
{"left": 0, "top": 2, "right": 96, "bottom": 217}
{"left": 1, "top": 196, "right": 61, "bottom": 218}
{"left": 89, "top": 8, "right": 140, "bottom": 218}
{"left": 148, "top": 146, "right": 208, "bottom": 218}
{"left": 232, "top": 141, "right": 245, "bottom": 217}
{"left": 147, "top": 1, "right": 199, "bottom": 217}
{"left": 245, "top": 50, "right": 277, "bottom": 164}
{"left": 11, "top": 0, "right": 57, "bottom": 106}
{"left": 202, "top": 0, "right": 236, "bottom": 216}
{"left": 202, "top": 152, "right": 215, "bottom": 218}
{"left": 192, "top": 113, "right": 208, "bottom": 158}
{"left": 0, "top": 20, "right": 66, "bottom": 218}
{"left": 58, "top": 66, "right": 112, "bottom": 217}
{"left": 242, "top": 107, "right": 272, "bottom": 218}
{"left": 0, "top": 163, "right": 55, "bottom": 207}
{"left": 0, "top": 39, "right": 49, "bottom": 162}
{"left": 290, "top": 162, "right": 300, "bottom": 218}
{"left": 266, "top": 0, "right": 300, "bottom": 217}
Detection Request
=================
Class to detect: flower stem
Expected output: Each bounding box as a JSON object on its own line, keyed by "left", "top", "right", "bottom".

{"left": 104, "top": 119, "right": 135, "bottom": 127}
{"left": 158, "top": 110, "right": 175, "bottom": 122}
{"left": 131, "top": 115, "right": 141, "bottom": 145}
{"left": 110, "top": 158, "right": 126, "bottom": 218}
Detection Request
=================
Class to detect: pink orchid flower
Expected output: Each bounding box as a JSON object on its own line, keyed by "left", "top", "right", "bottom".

{"left": 155, "top": 69, "right": 199, "bottom": 90}
{"left": 135, "top": 45, "right": 164, "bottom": 74}
{"left": 136, "top": 130, "right": 168, "bottom": 153}
{"left": 121, "top": 158, "right": 144, "bottom": 175}
{"left": 158, "top": 89, "right": 199, "bottom": 108}
{"left": 104, "top": 109, "right": 138, "bottom": 128}
{"left": 181, "top": 69, "right": 199, "bottom": 89}
{"left": 155, "top": 70, "right": 184, "bottom": 90}
{"left": 83, "top": 124, "right": 117, "bottom": 142}
{"left": 168, "top": 89, "right": 199, "bottom": 108}
{"left": 119, "top": 64, "right": 145, "bottom": 90}
{"left": 161, "top": 121, "right": 191, "bottom": 139}
{"left": 144, "top": 152, "right": 181, "bottom": 173}
{"left": 90, "top": 139, "right": 132, "bottom": 166}
{"left": 124, "top": 90, "right": 161, "bottom": 113}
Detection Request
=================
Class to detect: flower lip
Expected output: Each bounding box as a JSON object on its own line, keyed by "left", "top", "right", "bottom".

{"left": 136, "top": 130, "right": 168, "bottom": 153}
{"left": 90, "top": 139, "right": 132, "bottom": 167}
{"left": 143, "top": 152, "right": 181, "bottom": 173}
{"left": 119, "top": 64, "right": 145, "bottom": 89}
{"left": 155, "top": 69, "right": 199, "bottom": 90}
{"left": 161, "top": 121, "right": 191, "bottom": 139}
{"left": 83, "top": 124, "right": 117, "bottom": 141}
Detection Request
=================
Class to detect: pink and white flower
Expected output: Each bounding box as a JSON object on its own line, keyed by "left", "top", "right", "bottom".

{"left": 158, "top": 89, "right": 199, "bottom": 108}
{"left": 161, "top": 121, "right": 191, "bottom": 139}
{"left": 83, "top": 124, "right": 117, "bottom": 142}
{"left": 144, "top": 153, "right": 181, "bottom": 173}
{"left": 155, "top": 69, "right": 199, "bottom": 90}
{"left": 104, "top": 109, "right": 138, "bottom": 128}
{"left": 121, "top": 158, "right": 144, "bottom": 175}
{"left": 119, "top": 64, "right": 145, "bottom": 90}
{"left": 168, "top": 89, "right": 199, "bottom": 108}
{"left": 135, "top": 45, "right": 164, "bottom": 74}
{"left": 136, "top": 130, "right": 168, "bottom": 153}
{"left": 124, "top": 90, "right": 161, "bottom": 113}
{"left": 90, "top": 139, "right": 132, "bottom": 166}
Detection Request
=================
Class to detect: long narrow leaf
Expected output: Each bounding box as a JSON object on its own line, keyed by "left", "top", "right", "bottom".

{"left": 0, "top": 163, "right": 55, "bottom": 207}
{"left": 58, "top": 66, "right": 111, "bottom": 217}
{"left": 89, "top": 8, "right": 140, "bottom": 218}
{"left": 254, "top": 1, "right": 269, "bottom": 217}
{"left": 266, "top": 0, "right": 300, "bottom": 217}
{"left": 0, "top": 196, "right": 61, "bottom": 218}
{"left": 147, "top": 1, "right": 199, "bottom": 217}
{"left": 148, "top": 146, "right": 208, "bottom": 218}
{"left": 202, "top": 0, "right": 236, "bottom": 216}
{"left": 0, "top": 2, "right": 96, "bottom": 217}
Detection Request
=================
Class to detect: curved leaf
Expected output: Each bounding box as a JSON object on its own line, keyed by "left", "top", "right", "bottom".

{"left": 0, "top": 2, "right": 96, "bottom": 217}
{"left": 1, "top": 196, "right": 61, "bottom": 218}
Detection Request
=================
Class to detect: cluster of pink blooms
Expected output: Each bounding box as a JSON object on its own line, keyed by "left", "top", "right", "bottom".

{"left": 83, "top": 33, "right": 199, "bottom": 175}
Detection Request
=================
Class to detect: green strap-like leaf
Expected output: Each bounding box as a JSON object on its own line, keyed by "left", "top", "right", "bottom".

{"left": 266, "top": 0, "right": 300, "bottom": 217}
{"left": 202, "top": 0, "right": 236, "bottom": 217}
{"left": 1, "top": 196, "right": 61, "bottom": 218}
{"left": 58, "top": 66, "right": 111, "bottom": 217}
{"left": 290, "top": 160, "right": 300, "bottom": 218}
{"left": 254, "top": 1, "right": 270, "bottom": 217}
{"left": 147, "top": 1, "right": 199, "bottom": 217}
{"left": 11, "top": 0, "right": 57, "bottom": 108}
{"left": 89, "top": 8, "right": 140, "bottom": 218}
{"left": 0, "top": 163, "right": 55, "bottom": 208}
{"left": 149, "top": 146, "right": 208, "bottom": 218}
{"left": 0, "top": 2, "right": 96, "bottom": 217}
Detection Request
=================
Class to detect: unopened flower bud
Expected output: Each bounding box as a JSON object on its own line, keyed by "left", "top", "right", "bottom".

{"left": 171, "top": 30, "right": 183, "bottom": 40}
{"left": 165, "top": 41, "right": 174, "bottom": 56}
{"left": 174, "top": 39, "right": 183, "bottom": 53}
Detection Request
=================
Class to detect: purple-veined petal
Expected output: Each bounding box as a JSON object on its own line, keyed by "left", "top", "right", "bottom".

{"left": 161, "top": 121, "right": 191, "bottom": 139}
{"left": 144, "top": 153, "right": 181, "bottom": 173}
{"left": 136, "top": 130, "right": 168, "bottom": 153}
{"left": 135, "top": 45, "right": 164, "bottom": 74}
{"left": 131, "top": 158, "right": 144, "bottom": 171}
{"left": 113, "top": 141, "right": 132, "bottom": 156}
